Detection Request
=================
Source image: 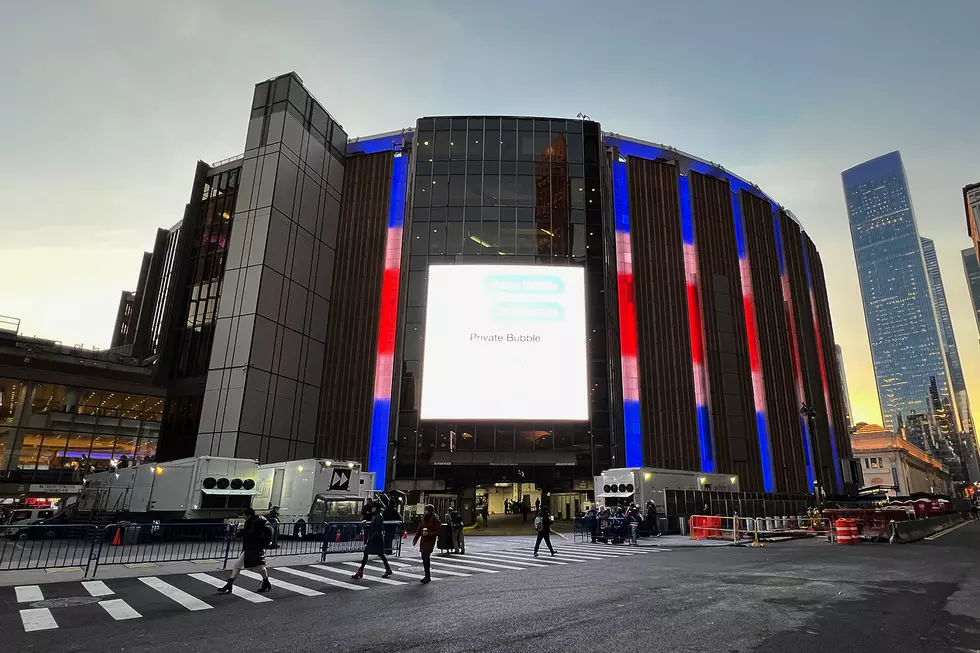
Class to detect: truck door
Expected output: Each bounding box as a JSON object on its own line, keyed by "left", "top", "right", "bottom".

{"left": 271, "top": 468, "right": 285, "bottom": 508}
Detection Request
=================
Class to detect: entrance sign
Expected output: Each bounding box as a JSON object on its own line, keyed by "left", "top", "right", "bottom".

{"left": 419, "top": 264, "right": 589, "bottom": 421}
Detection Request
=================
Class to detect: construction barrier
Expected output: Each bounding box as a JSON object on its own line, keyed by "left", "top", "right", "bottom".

{"left": 889, "top": 513, "right": 965, "bottom": 543}
{"left": 689, "top": 515, "right": 756, "bottom": 543}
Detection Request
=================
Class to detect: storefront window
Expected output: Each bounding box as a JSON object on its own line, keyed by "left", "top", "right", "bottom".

{"left": 0, "top": 379, "right": 27, "bottom": 425}
{"left": 31, "top": 384, "right": 68, "bottom": 415}
{"left": 136, "top": 438, "right": 157, "bottom": 462}
{"left": 13, "top": 432, "right": 42, "bottom": 469}
{"left": 37, "top": 434, "right": 68, "bottom": 471}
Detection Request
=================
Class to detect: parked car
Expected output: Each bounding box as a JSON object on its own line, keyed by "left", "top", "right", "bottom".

{"left": 2, "top": 512, "right": 91, "bottom": 541}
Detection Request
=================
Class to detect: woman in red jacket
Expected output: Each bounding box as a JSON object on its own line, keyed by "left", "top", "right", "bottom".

{"left": 413, "top": 504, "right": 441, "bottom": 584}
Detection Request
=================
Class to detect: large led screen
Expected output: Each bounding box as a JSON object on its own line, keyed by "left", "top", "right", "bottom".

{"left": 419, "top": 264, "right": 589, "bottom": 421}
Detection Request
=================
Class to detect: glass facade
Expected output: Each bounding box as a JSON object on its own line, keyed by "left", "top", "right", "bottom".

{"left": 0, "top": 377, "right": 161, "bottom": 481}
{"left": 921, "top": 238, "right": 972, "bottom": 433}
{"left": 962, "top": 248, "right": 980, "bottom": 341}
{"left": 392, "top": 116, "right": 612, "bottom": 488}
{"left": 842, "top": 152, "right": 952, "bottom": 433}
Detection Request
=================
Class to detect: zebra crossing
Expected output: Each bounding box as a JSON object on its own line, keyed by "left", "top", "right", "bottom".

{"left": 6, "top": 543, "right": 665, "bottom": 633}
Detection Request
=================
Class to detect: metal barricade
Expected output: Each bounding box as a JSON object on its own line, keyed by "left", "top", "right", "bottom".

{"left": 0, "top": 523, "right": 100, "bottom": 576}
{"left": 689, "top": 515, "right": 757, "bottom": 543}
{"left": 94, "top": 522, "right": 233, "bottom": 576}
{"left": 318, "top": 521, "right": 404, "bottom": 561}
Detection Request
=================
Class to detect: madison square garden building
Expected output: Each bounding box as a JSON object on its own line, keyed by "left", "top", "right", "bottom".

{"left": 109, "top": 74, "right": 853, "bottom": 507}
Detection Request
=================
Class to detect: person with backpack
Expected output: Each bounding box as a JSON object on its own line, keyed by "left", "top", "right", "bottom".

{"left": 218, "top": 507, "right": 272, "bottom": 594}
{"left": 533, "top": 507, "right": 556, "bottom": 557}
{"left": 350, "top": 504, "right": 394, "bottom": 579}
{"left": 449, "top": 505, "right": 465, "bottom": 554}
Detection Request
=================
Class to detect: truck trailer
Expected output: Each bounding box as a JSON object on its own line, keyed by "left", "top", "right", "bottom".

{"left": 252, "top": 458, "right": 376, "bottom": 536}
{"left": 594, "top": 467, "right": 741, "bottom": 510}
{"left": 77, "top": 456, "right": 260, "bottom": 522}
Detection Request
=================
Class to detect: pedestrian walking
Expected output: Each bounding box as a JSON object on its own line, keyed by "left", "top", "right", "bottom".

{"left": 480, "top": 504, "right": 489, "bottom": 528}
{"left": 413, "top": 504, "right": 441, "bottom": 584}
{"left": 449, "top": 505, "right": 465, "bottom": 554}
{"left": 645, "top": 500, "right": 662, "bottom": 537}
{"left": 350, "top": 504, "right": 393, "bottom": 579}
{"left": 218, "top": 508, "right": 273, "bottom": 594}
{"left": 534, "top": 507, "right": 556, "bottom": 557}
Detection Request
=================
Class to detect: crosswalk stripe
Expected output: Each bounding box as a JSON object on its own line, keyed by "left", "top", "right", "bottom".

{"left": 434, "top": 555, "right": 525, "bottom": 570}
{"left": 390, "top": 560, "right": 474, "bottom": 577}
{"left": 545, "top": 549, "right": 631, "bottom": 559}
{"left": 524, "top": 551, "right": 601, "bottom": 562}
{"left": 342, "top": 561, "right": 441, "bottom": 581}
{"left": 562, "top": 546, "right": 641, "bottom": 556}
{"left": 494, "top": 552, "right": 568, "bottom": 565}
{"left": 425, "top": 559, "right": 500, "bottom": 574}
{"left": 139, "top": 576, "right": 212, "bottom": 611}
{"left": 20, "top": 607, "right": 57, "bottom": 632}
{"left": 98, "top": 598, "right": 142, "bottom": 621}
{"left": 82, "top": 581, "right": 114, "bottom": 597}
{"left": 239, "top": 570, "right": 323, "bottom": 596}
{"left": 466, "top": 553, "right": 548, "bottom": 570}
{"left": 188, "top": 573, "right": 272, "bottom": 603}
{"left": 15, "top": 586, "right": 43, "bottom": 603}
{"left": 282, "top": 566, "right": 373, "bottom": 589}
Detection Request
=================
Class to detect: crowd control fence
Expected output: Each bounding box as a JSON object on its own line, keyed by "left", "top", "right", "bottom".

{"left": 0, "top": 520, "right": 403, "bottom": 578}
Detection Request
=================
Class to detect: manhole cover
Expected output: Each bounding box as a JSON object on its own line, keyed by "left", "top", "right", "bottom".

{"left": 31, "top": 596, "right": 102, "bottom": 608}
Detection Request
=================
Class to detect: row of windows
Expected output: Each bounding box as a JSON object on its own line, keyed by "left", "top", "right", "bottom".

{"left": 413, "top": 174, "right": 597, "bottom": 209}
{"left": 416, "top": 159, "right": 598, "bottom": 179}
{"left": 408, "top": 223, "right": 590, "bottom": 259}
{"left": 416, "top": 129, "right": 586, "bottom": 164}
{"left": 413, "top": 206, "right": 590, "bottom": 225}
{"left": 1, "top": 380, "right": 165, "bottom": 424}
{"left": 418, "top": 117, "right": 584, "bottom": 133}
{"left": 0, "top": 430, "right": 158, "bottom": 472}
{"left": 396, "top": 422, "right": 600, "bottom": 452}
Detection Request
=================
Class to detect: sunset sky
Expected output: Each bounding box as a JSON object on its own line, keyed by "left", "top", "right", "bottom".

{"left": 2, "top": 1, "right": 980, "bottom": 428}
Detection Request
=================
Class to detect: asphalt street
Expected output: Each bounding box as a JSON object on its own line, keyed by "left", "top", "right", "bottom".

{"left": 2, "top": 523, "right": 979, "bottom": 653}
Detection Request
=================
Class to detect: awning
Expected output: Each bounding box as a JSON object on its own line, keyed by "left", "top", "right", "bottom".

{"left": 200, "top": 488, "right": 258, "bottom": 496}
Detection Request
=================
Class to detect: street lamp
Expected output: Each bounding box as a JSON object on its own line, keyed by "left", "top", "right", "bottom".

{"left": 801, "top": 402, "right": 824, "bottom": 508}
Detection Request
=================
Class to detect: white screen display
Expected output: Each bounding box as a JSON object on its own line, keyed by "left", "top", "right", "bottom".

{"left": 419, "top": 264, "right": 589, "bottom": 421}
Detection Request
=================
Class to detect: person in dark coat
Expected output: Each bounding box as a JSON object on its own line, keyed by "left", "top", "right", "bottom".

{"left": 351, "top": 504, "right": 393, "bottom": 579}
{"left": 218, "top": 507, "right": 272, "bottom": 593}
{"left": 413, "top": 504, "right": 441, "bottom": 583}
{"left": 534, "top": 507, "right": 556, "bottom": 557}
{"left": 267, "top": 506, "right": 281, "bottom": 548}
{"left": 646, "top": 500, "right": 661, "bottom": 537}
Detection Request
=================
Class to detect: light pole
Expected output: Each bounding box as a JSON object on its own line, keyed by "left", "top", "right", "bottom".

{"left": 801, "top": 402, "right": 823, "bottom": 508}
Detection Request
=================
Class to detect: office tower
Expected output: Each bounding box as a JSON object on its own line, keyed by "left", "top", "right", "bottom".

{"left": 921, "top": 238, "right": 972, "bottom": 434}
{"left": 842, "top": 152, "right": 953, "bottom": 434}
{"left": 962, "top": 248, "right": 980, "bottom": 342}
{"left": 835, "top": 344, "right": 853, "bottom": 429}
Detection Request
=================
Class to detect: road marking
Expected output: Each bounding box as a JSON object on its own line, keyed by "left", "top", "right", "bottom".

{"left": 924, "top": 520, "right": 974, "bottom": 540}
{"left": 466, "top": 552, "right": 558, "bottom": 566}
{"left": 424, "top": 559, "right": 501, "bottom": 574}
{"left": 139, "top": 576, "right": 212, "bottom": 611}
{"left": 563, "top": 545, "right": 647, "bottom": 556}
{"left": 20, "top": 608, "right": 58, "bottom": 632}
{"left": 239, "top": 569, "right": 323, "bottom": 596}
{"left": 98, "top": 598, "right": 142, "bottom": 621}
{"left": 433, "top": 556, "right": 525, "bottom": 571}
{"left": 552, "top": 548, "right": 635, "bottom": 558}
{"left": 390, "top": 560, "right": 475, "bottom": 577}
{"left": 466, "top": 553, "right": 548, "bottom": 571}
{"left": 82, "top": 581, "right": 114, "bottom": 597}
{"left": 15, "top": 585, "right": 43, "bottom": 603}
{"left": 342, "top": 561, "right": 443, "bottom": 581}
{"left": 306, "top": 565, "right": 399, "bottom": 587}
{"left": 188, "top": 573, "right": 272, "bottom": 603}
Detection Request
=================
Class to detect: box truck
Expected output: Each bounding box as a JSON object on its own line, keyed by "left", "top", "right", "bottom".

{"left": 77, "top": 456, "right": 260, "bottom": 522}
{"left": 594, "top": 467, "right": 741, "bottom": 509}
{"left": 252, "top": 458, "right": 376, "bottom": 536}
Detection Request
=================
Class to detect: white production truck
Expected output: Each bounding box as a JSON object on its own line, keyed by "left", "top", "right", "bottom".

{"left": 594, "top": 467, "right": 741, "bottom": 509}
{"left": 76, "top": 456, "right": 261, "bottom": 522}
{"left": 252, "top": 458, "right": 376, "bottom": 536}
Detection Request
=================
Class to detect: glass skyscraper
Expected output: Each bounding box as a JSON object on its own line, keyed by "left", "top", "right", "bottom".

{"left": 962, "top": 248, "right": 980, "bottom": 343}
{"left": 921, "top": 238, "right": 972, "bottom": 434}
{"left": 842, "top": 151, "right": 952, "bottom": 433}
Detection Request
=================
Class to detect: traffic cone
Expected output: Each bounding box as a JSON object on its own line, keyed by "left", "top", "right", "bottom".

{"left": 112, "top": 527, "right": 122, "bottom": 546}
{"left": 335, "top": 531, "right": 341, "bottom": 543}
{"left": 402, "top": 530, "right": 408, "bottom": 539}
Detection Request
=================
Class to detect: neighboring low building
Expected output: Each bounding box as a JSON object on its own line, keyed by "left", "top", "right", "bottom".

{"left": 0, "top": 318, "right": 164, "bottom": 500}
{"left": 850, "top": 424, "right": 952, "bottom": 496}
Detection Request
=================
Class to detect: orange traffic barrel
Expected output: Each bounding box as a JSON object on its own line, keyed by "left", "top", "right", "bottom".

{"left": 836, "top": 518, "right": 858, "bottom": 544}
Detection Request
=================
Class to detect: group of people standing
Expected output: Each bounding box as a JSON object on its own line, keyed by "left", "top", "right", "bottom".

{"left": 583, "top": 500, "right": 661, "bottom": 542}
